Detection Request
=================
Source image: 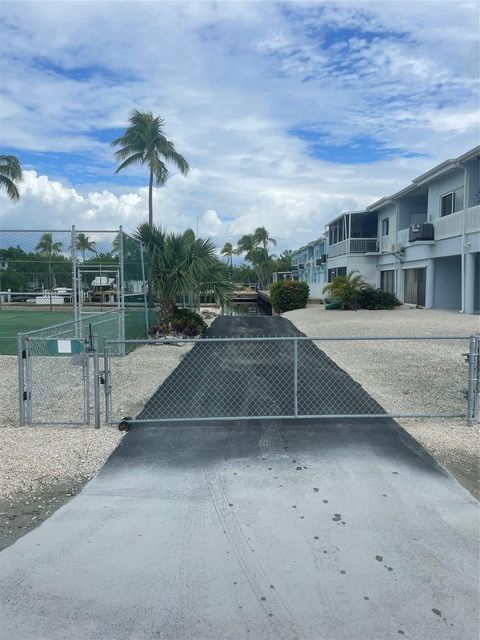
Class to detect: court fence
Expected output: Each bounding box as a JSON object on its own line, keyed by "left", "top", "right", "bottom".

{"left": 0, "top": 226, "right": 149, "bottom": 354}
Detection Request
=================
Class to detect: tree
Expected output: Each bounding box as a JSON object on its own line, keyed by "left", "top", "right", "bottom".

{"left": 35, "top": 233, "right": 63, "bottom": 257}
{"left": 75, "top": 233, "right": 97, "bottom": 262}
{"left": 112, "top": 110, "right": 189, "bottom": 226}
{"left": 220, "top": 242, "right": 235, "bottom": 278}
{"left": 271, "top": 249, "right": 292, "bottom": 274}
{"left": 135, "top": 223, "right": 233, "bottom": 328}
{"left": 35, "top": 233, "right": 63, "bottom": 293}
{"left": 236, "top": 227, "right": 277, "bottom": 289}
{"left": 0, "top": 155, "right": 23, "bottom": 201}
{"left": 322, "top": 271, "right": 368, "bottom": 310}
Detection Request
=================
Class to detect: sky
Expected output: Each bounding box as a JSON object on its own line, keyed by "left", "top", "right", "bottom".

{"left": 0, "top": 0, "right": 479, "bottom": 252}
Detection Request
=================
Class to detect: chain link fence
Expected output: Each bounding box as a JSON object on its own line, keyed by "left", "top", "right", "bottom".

{"left": 0, "top": 227, "right": 148, "bottom": 354}
{"left": 104, "top": 335, "right": 479, "bottom": 426}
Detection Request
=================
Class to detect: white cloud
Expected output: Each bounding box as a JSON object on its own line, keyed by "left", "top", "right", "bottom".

{"left": 0, "top": 0, "right": 478, "bottom": 254}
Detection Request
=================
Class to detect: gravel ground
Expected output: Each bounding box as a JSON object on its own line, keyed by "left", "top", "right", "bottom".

{"left": 284, "top": 305, "right": 480, "bottom": 498}
{"left": 0, "top": 341, "right": 192, "bottom": 550}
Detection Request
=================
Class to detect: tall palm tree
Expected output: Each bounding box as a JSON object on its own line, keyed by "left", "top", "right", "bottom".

{"left": 112, "top": 110, "right": 190, "bottom": 226}
{"left": 220, "top": 242, "right": 235, "bottom": 278}
{"left": 253, "top": 226, "right": 277, "bottom": 253}
{"left": 136, "top": 223, "right": 233, "bottom": 328}
{"left": 35, "top": 233, "right": 63, "bottom": 257}
{"left": 236, "top": 227, "right": 277, "bottom": 289}
{"left": 35, "top": 233, "right": 63, "bottom": 292}
{"left": 75, "top": 232, "right": 97, "bottom": 262}
{"left": 0, "top": 155, "right": 23, "bottom": 201}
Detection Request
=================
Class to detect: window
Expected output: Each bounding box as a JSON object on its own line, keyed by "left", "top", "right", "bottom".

{"left": 441, "top": 187, "right": 464, "bottom": 217}
{"left": 382, "top": 218, "right": 389, "bottom": 236}
{"left": 380, "top": 270, "right": 395, "bottom": 294}
{"left": 327, "top": 267, "right": 347, "bottom": 282}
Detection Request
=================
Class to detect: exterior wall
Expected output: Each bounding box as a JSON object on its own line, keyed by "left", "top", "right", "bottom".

{"left": 433, "top": 255, "right": 462, "bottom": 310}
{"left": 377, "top": 203, "right": 396, "bottom": 254}
{"left": 290, "top": 238, "right": 326, "bottom": 299}
{"left": 427, "top": 169, "right": 465, "bottom": 222}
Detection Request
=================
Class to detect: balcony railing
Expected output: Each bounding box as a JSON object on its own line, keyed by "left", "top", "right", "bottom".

{"left": 350, "top": 238, "right": 378, "bottom": 253}
{"left": 327, "top": 238, "right": 378, "bottom": 257}
{"left": 466, "top": 205, "right": 480, "bottom": 234}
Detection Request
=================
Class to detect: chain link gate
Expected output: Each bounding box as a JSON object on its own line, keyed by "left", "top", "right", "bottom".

{"left": 104, "top": 335, "right": 480, "bottom": 427}
{"left": 18, "top": 334, "right": 101, "bottom": 427}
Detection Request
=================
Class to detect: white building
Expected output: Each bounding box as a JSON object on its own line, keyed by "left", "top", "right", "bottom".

{"left": 324, "top": 146, "right": 479, "bottom": 313}
{"left": 370, "top": 146, "right": 479, "bottom": 312}
{"left": 288, "top": 237, "right": 327, "bottom": 299}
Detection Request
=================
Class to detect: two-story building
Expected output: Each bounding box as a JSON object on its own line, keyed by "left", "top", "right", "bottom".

{"left": 288, "top": 236, "right": 327, "bottom": 299}
{"left": 279, "top": 146, "right": 478, "bottom": 312}
{"left": 369, "top": 145, "right": 479, "bottom": 312}
{"left": 325, "top": 210, "right": 378, "bottom": 286}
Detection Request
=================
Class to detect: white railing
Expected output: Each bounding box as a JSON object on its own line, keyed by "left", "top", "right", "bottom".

{"left": 466, "top": 205, "right": 480, "bottom": 234}
{"left": 327, "top": 239, "right": 347, "bottom": 258}
{"left": 435, "top": 211, "right": 462, "bottom": 240}
{"left": 349, "top": 238, "right": 378, "bottom": 253}
{"left": 397, "top": 228, "right": 409, "bottom": 246}
{"left": 327, "top": 238, "right": 378, "bottom": 257}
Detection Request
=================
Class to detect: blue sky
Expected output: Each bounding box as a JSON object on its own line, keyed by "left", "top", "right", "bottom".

{"left": 0, "top": 0, "right": 478, "bottom": 249}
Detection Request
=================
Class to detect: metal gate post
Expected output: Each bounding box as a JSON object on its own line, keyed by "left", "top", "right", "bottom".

{"left": 83, "top": 338, "right": 90, "bottom": 424}
{"left": 25, "top": 337, "right": 32, "bottom": 424}
{"left": 104, "top": 345, "right": 111, "bottom": 426}
{"left": 17, "top": 334, "right": 26, "bottom": 427}
{"left": 140, "top": 242, "right": 149, "bottom": 334}
{"left": 93, "top": 335, "right": 101, "bottom": 429}
{"left": 466, "top": 336, "right": 478, "bottom": 426}
{"left": 293, "top": 337, "right": 298, "bottom": 417}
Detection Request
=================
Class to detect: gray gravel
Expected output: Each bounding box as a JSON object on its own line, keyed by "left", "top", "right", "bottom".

{"left": 284, "top": 305, "right": 480, "bottom": 497}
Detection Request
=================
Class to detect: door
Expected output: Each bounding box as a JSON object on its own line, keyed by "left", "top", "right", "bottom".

{"left": 404, "top": 268, "right": 426, "bottom": 306}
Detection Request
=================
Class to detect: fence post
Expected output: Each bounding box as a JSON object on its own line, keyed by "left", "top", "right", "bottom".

{"left": 93, "top": 335, "right": 101, "bottom": 429}
{"left": 466, "top": 336, "right": 478, "bottom": 426}
{"left": 104, "top": 345, "right": 111, "bottom": 426}
{"left": 71, "top": 225, "right": 79, "bottom": 338}
{"left": 140, "top": 242, "right": 149, "bottom": 335}
{"left": 293, "top": 337, "right": 298, "bottom": 417}
{"left": 17, "top": 334, "right": 26, "bottom": 427}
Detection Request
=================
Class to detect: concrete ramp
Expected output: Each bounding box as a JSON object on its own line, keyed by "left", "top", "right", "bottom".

{"left": 1, "top": 316, "right": 478, "bottom": 639}
{"left": 0, "top": 418, "right": 478, "bottom": 640}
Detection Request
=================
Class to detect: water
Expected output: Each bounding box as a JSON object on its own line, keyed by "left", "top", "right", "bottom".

{"left": 223, "top": 302, "right": 264, "bottom": 316}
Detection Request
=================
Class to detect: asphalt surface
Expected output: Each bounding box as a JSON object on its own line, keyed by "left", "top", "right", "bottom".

{"left": 1, "top": 316, "right": 479, "bottom": 640}
{"left": 138, "top": 316, "right": 383, "bottom": 420}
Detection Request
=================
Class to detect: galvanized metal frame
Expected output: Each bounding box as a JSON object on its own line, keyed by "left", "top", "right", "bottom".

{"left": 104, "top": 335, "right": 479, "bottom": 426}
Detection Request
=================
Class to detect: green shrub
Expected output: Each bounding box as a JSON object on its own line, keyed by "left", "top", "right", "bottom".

{"left": 270, "top": 280, "right": 309, "bottom": 313}
{"left": 322, "top": 271, "right": 368, "bottom": 310}
{"left": 325, "top": 300, "right": 343, "bottom": 310}
{"left": 149, "top": 307, "right": 207, "bottom": 337}
{"left": 358, "top": 287, "right": 401, "bottom": 310}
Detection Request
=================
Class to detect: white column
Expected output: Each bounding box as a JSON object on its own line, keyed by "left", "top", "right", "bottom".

{"left": 425, "top": 259, "right": 435, "bottom": 308}
{"left": 464, "top": 252, "right": 475, "bottom": 314}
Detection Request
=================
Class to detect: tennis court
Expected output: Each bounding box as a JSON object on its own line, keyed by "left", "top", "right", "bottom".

{"left": 0, "top": 308, "right": 75, "bottom": 355}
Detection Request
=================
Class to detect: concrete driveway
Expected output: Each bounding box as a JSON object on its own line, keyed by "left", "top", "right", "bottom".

{"left": 1, "top": 317, "right": 478, "bottom": 639}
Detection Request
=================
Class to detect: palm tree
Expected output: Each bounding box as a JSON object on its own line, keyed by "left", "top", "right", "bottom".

{"left": 35, "top": 233, "right": 63, "bottom": 293}
{"left": 75, "top": 233, "right": 97, "bottom": 262}
{"left": 220, "top": 242, "right": 235, "bottom": 278}
{"left": 322, "top": 271, "right": 368, "bottom": 310}
{"left": 35, "top": 233, "right": 63, "bottom": 257}
{"left": 253, "top": 226, "right": 277, "bottom": 253}
{"left": 236, "top": 227, "right": 277, "bottom": 289}
{"left": 136, "top": 223, "right": 233, "bottom": 329}
{"left": 0, "top": 155, "right": 23, "bottom": 201}
{"left": 112, "top": 110, "right": 190, "bottom": 226}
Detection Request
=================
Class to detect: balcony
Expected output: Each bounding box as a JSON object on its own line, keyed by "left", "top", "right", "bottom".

{"left": 327, "top": 238, "right": 378, "bottom": 258}
{"left": 434, "top": 205, "right": 480, "bottom": 240}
